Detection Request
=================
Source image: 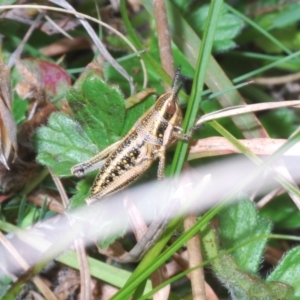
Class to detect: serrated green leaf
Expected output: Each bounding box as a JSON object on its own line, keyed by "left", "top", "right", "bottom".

{"left": 34, "top": 113, "right": 98, "bottom": 176}
{"left": 267, "top": 247, "right": 300, "bottom": 299}
{"left": 189, "top": 4, "right": 244, "bottom": 52}
{"left": 202, "top": 224, "right": 293, "bottom": 300}
{"left": 68, "top": 72, "right": 126, "bottom": 150}
{"left": 218, "top": 198, "right": 271, "bottom": 274}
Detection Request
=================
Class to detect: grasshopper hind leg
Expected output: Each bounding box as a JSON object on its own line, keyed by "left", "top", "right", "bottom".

{"left": 71, "top": 141, "right": 121, "bottom": 177}
{"left": 86, "top": 158, "right": 154, "bottom": 205}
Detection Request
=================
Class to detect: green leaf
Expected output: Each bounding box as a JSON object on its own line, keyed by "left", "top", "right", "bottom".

{"left": 260, "top": 108, "right": 299, "bottom": 138}
{"left": 67, "top": 71, "right": 126, "bottom": 150}
{"left": 260, "top": 3, "right": 300, "bottom": 30}
{"left": 15, "top": 58, "right": 71, "bottom": 102}
{"left": 260, "top": 194, "right": 300, "bottom": 229}
{"left": 254, "top": 26, "right": 300, "bottom": 53}
{"left": 202, "top": 224, "right": 294, "bottom": 300}
{"left": 218, "top": 198, "right": 271, "bottom": 274}
{"left": 12, "top": 94, "right": 28, "bottom": 124}
{"left": 68, "top": 177, "right": 94, "bottom": 209}
{"left": 189, "top": 4, "right": 244, "bottom": 52}
{"left": 218, "top": 255, "right": 293, "bottom": 299}
{"left": 266, "top": 247, "right": 300, "bottom": 299}
{"left": 34, "top": 113, "right": 98, "bottom": 176}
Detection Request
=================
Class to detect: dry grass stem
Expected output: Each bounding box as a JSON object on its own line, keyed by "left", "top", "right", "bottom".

{"left": 184, "top": 215, "right": 207, "bottom": 300}
{"left": 254, "top": 72, "right": 300, "bottom": 85}
{"left": 153, "top": 0, "right": 174, "bottom": 86}
{"left": 49, "top": 169, "right": 92, "bottom": 299}
{"left": 189, "top": 137, "right": 299, "bottom": 158}
{"left": 74, "top": 238, "right": 92, "bottom": 300}
{"left": 256, "top": 188, "right": 284, "bottom": 208}
{"left": 0, "top": 231, "right": 58, "bottom": 300}
{"left": 0, "top": 3, "right": 148, "bottom": 89}
{"left": 195, "top": 100, "right": 300, "bottom": 127}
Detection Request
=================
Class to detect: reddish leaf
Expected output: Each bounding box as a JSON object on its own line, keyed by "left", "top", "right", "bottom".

{"left": 16, "top": 58, "right": 71, "bottom": 101}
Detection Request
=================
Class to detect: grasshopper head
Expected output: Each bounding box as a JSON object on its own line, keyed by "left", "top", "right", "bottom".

{"left": 154, "top": 91, "right": 181, "bottom": 122}
{"left": 154, "top": 67, "right": 182, "bottom": 123}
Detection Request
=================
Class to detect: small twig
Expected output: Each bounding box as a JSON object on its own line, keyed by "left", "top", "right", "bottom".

{"left": 170, "top": 252, "right": 219, "bottom": 300}
{"left": 184, "top": 214, "right": 207, "bottom": 300}
{"left": 125, "top": 197, "right": 170, "bottom": 299}
{"left": 8, "top": 11, "right": 44, "bottom": 67}
{"left": 74, "top": 238, "right": 92, "bottom": 300}
{"left": 256, "top": 188, "right": 283, "bottom": 209}
{"left": 49, "top": 0, "right": 135, "bottom": 94}
{"left": 49, "top": 168, "right": 69, "bottom": 208}
{"left": 27, "top": 192, "right": 64, "bottom": 214}
{"left": 97, "top": 198, "right": 175, "bottom": 263}
{"left": 153, "top": 0, "right": 174, "bottom": 89}
{"left": 44, "top": 14, "right": 73, "bottom": 39}
{"left": 49, "top": 169, "right": 92, "bottom": 300}
{"left": 1, "top": 4, "right": 149, "bottom": 89}
{"left": 153, "top": 4, "right": 208, "bottom": 293}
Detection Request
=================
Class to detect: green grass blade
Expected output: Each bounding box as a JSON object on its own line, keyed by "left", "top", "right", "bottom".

{"left": 112, "top": 1, "right": 223, "bottom": 298}
{"left": 225, "top": 4, "right": 294, "bottom": 57}
{"left": 164, "top": 2, "right": 268, "bottom": 139}
{"left": 170, "top": 0, "right": 223, "bottom": 176}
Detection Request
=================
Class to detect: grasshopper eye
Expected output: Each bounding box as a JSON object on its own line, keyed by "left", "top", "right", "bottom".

{"left": 166, "top": 101, "right": 176, "bottom": 115}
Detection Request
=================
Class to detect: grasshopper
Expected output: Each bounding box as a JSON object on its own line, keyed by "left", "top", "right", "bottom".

{"left": 71, "top": 68, "right": 191, "bottom": 205}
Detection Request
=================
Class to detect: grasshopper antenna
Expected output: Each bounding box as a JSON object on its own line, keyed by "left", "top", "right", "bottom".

{"left": 171, "top": 66, "right": 183, "bottom": 101}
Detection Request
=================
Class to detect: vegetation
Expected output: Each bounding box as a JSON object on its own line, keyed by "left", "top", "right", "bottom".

{"left": 1, "top": 0, "right": 300, "bottom": 299}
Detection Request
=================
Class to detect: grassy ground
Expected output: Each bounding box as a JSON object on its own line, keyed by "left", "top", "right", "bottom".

{"left": 1, "top": 1, "right": 300, "bottom": 299}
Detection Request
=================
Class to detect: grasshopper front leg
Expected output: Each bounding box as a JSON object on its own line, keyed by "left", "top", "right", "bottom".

{"left": 173, "top": 124, "right": 202, "bottom": 141}
{"left": 154, "top": 126, "right": 194, "bottom": 180}
{"left": 71, "top": 141, "right": 121, "bottom": 177}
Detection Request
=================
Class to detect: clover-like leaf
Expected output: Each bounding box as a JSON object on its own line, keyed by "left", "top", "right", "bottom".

{"left": 189, "top": 4, "right": 244, "bottom": 52}
{"left": 267, "top": 247, "right": 300, "bottom": 299}
{"left": 35, "top": 113, "right": 98, "bottom": 176}
{"left": 218, "top": 198, "right": 271, "bottom": 274}
{"left": 202, "top": 203, "right": 294, "bottom": 300}
{"left": 67, "top": 71, "right": 126, "bottom": 150}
